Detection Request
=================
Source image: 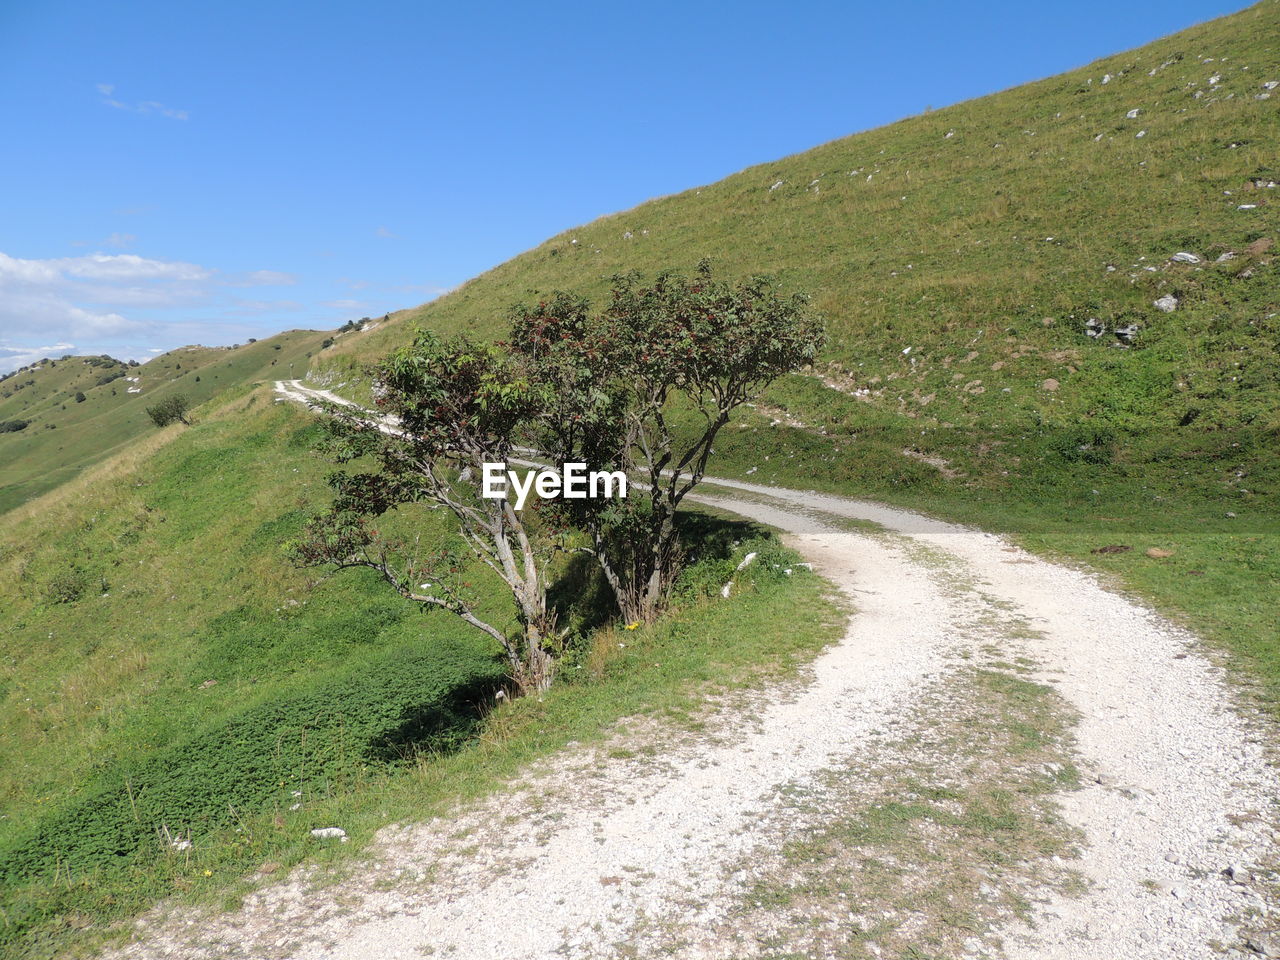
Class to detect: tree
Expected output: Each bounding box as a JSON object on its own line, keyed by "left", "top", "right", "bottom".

{"left": 289, "top": 332, "right": 563, "bottom": 693}
{"left": 145, "top": 394, "right": 191, "bottom": 427}
{"left": 74, "top": 391, "right": 86, "bottom": 403}
{"left": 511, "top": 261, "right": 826, "bottom": 623}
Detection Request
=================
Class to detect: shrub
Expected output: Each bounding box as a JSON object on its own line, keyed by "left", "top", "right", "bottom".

{"left": 146, "top": 395, "right": 191, "bottom": 427}
{"left": 0, "top": 643, "right": 500, "bottom": 881}
{"left": 0, "top": 419, "right": 30, "bottom": 433}
{"left": 42, "top": 568, "right": 88, "bottom": 604}
{"left": 74, "top": 391, "right": 86, "bottom": 403}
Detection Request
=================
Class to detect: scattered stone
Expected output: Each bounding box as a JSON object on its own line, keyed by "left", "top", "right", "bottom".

{"left": 1146, "top": 548, "right": 1175, "bottom": 559}
{"left": 1154, "top": 294, "right": 1179, "bottom": 313}
{"left": 1126, "top": 108, "right": 1141, "bottom": 119}
{"left": 1247, "top": 933, "right": 1280, "bottom": 958}
{"left": 1171, "top": 251, "right": 1202, "bottom": 264}
{"left": 1042, "top": 378, "right": 1060, "bottom": 392}
{"left": 310, "top": 827, "right": 348, "bottom": 841}
{"left": 1227, "top": 863, "right": 1253, "bottom": 883}
{"left": 1116, "top": 324, "right": 1140, "bottom": 343}
{"left": 1085, "top": 318, "right": 1106, "bottom": 338}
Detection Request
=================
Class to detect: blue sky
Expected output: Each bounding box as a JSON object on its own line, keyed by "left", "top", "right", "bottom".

{"left": 0, "top": 0, "right": 1250, "bottom": 373}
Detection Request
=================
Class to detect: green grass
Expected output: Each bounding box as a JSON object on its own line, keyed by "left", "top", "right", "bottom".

{"left": 0, "top": 389, "right": 842, "bottom": 958}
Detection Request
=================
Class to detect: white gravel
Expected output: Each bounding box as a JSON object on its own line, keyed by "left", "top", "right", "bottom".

{"left": 109, "top": 384, "right": 1278, "bottom": 959}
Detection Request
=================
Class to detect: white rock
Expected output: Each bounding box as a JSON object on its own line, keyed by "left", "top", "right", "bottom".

{"left": 1102, "top": 73, "right": 1112, "bottom": 84}
{"left": 769, "top": 180, "right": 784, "bottom": 191}
{"left": 1171, "top": 252, "right": 1201, "bottom": 264}
{"left": 1154, "top": 295, "right": 1179, "bottom": 313}
{"left": 311, "top": 827, "right": 348, "bottom": 841}
{"left": 1126, "top": 108, "right": 1141, "bottom": 119}
{"left": 1136, "top": 130, "right": 1146, "bottom": 138}
{"left": 1264, "top": 81, "right": 1279, "bottom": 90}
{"left": 1209, "top": 75, "right": 1221, "bottom": 85}
{"left": 1238, "top": 204, "right": 1258, "bottom": 210}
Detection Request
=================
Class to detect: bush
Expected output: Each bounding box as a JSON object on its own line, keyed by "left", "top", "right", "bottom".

{"left": 0, "top": 419, "right": 30, "bottom": 433}
{"left": 42, "top": 568, "right": 89, "bottom": 604}
{"left": 74, "top": 391, "right": 86, "bottom": 403}
{"left": 146, "top": 395, "right": 191, "bottom": 427}
{"left": 0, "top": 643, "right": 500, "bottom": 881}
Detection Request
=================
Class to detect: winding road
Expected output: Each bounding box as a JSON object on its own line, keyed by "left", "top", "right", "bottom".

{"left": 107, "top": 381, "right": 1277, "bottom": 959}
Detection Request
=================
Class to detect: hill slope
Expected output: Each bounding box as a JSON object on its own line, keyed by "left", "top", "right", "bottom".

{"left": 0, "top": 329, "right": 335, "bottom": 514}
{"left": 323, "top": 0, "right": 1278, "bottom": 514}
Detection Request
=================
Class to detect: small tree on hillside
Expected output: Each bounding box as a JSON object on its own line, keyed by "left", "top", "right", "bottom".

{"left": 146, "top": 394, "right": 191, "bottom": 427}
{"left": 289, "top": 332, "right": 563, "bottom": 693}
{"left": 511, "top": 261, "right": 826, "bottom": 623}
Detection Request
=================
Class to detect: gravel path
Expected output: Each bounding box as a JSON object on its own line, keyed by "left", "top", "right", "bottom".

{"left": 113, "top": 382, "right": 1276, "bottom": 958}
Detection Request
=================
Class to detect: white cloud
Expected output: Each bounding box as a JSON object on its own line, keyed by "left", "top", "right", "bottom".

{"left": 225, "top": 269, "right": 297, "bottom": 287}
{"left": 104, "top": 232, "right": 136, "bottom": 248}
{"left": 98, "top": 84, "right": 189, "bottom": 121}
{"left": 375, "top": 226, "right": 398, "bottom": 239}
{"left": 0, "top": 251, "right": 301, "bottom": 372}
{"left": 0, "top": 342, "right": 78, "bottom": 371}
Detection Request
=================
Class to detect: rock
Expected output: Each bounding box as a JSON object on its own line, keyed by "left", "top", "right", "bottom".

{"left": 1239, "top": 204, "right": 1259, "bottom": 210}
{"left": 1171, "top": 251, "right": 1202, "bottom": 263}
{"left": 1228, "top": 863, "right": 1254, "bottom": 883}
{"left": 1146, "top": 548, "right": 1175, "bottom": 558}
{"left": 1126, "top": 108, "right": 1141, "bottom": 119}
{"left": 1154, "top": 294, "right": 1179, "bottom": 313}
{"left": 1136, "top": 129, "right": 1146, "bottom": 138}
{"left": 1115, "top": 324, "right": 1140, "bottom": 343}
{"left": 1266, "top": 81, "right": 1280, "bottom": 90}
{"left": 310, "top": 827, "right": 348, "bottom": 841}
{"left": 1217, "top": 252, "right": 1237, "bottom": 262}
{"left": 1085, "top": 318, "right": 1106, "bottom": 338}
{"left": 769, "top": 180, "right": 784, "bottom": 191}
{"left": 1247, "top": 933, "right": 1280, "bottom": 958}
{"left": 1042, "top": 378, "right": 1060, "bottom": 392}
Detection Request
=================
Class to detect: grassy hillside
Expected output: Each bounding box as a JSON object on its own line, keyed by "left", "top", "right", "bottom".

{"left": 0, "top": 385, "right": 837, "bottom": 957}
{"left": 326, "top": 1, "right": 1277, "bottom": 463}
{"left": 311, "top": 3, "right": 1279, "bottom": 699}
{"left": 0, "top": 329, "right": 334, "bottom": 514}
